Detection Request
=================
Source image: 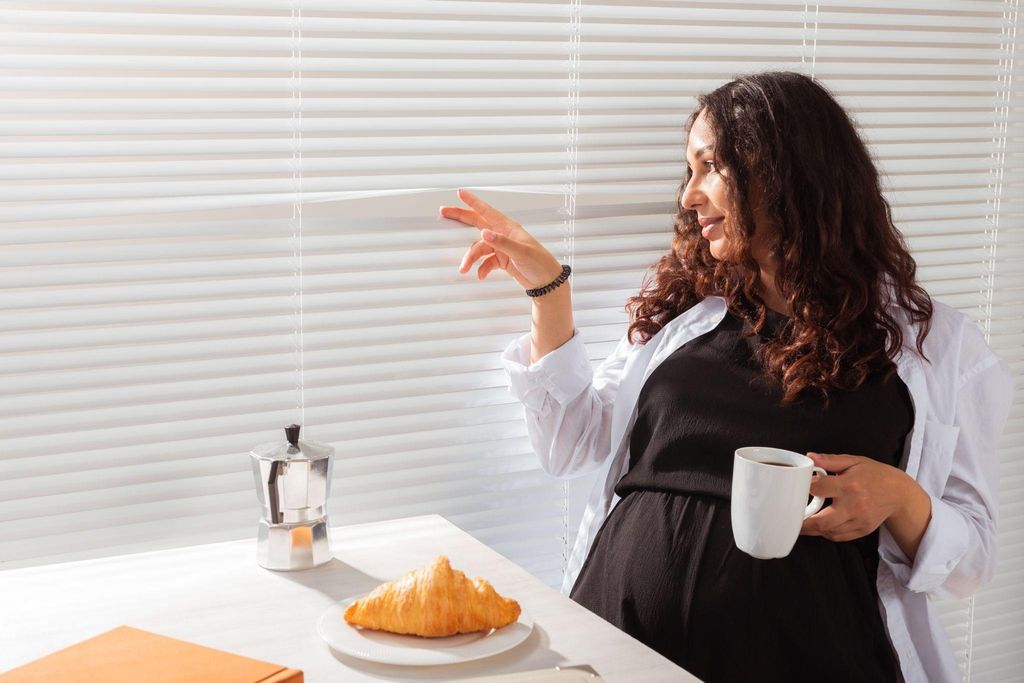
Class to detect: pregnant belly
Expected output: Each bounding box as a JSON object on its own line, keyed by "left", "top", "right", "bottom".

{"left": 570, "top": 489, "right": 899, "bottom": 681}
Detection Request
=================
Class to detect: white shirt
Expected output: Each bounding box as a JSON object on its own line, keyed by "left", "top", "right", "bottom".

{"left": 501, "top": 296, "right": 1014, "bottom": 683}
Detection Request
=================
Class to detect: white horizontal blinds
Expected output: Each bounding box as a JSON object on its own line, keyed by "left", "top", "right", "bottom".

{"left": 0, "top": 2, "right": 307, "bottom": 566}
{"left": 968, "top": 4, "right": 1024, "bottom": 681}
{"left": 0, "top": 0, "right": 577, "bottom": 589}
{"left": 0, "top": 3, "right": 307, "bottom": 221}
{"left": 0, "top": 0, "right": 571, "bottom": 221}
{"left": 812, "top": 1, "right": 1015, "bottom": 678}
{"left": 0, "top": 204, "right": 304, "bottom": 566}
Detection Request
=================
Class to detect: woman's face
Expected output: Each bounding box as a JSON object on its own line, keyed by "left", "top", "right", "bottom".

{"left": 681, "top": 111, "right": 733, "bottom": 261}
{"left": 681, "top": 111, "right": 777, "bottom": 268}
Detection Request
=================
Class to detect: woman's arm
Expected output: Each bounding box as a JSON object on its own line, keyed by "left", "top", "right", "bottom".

{"left": 803, "top": 357, "right": 1013, "bottom": 600}
{"left": 884, "top": 357, "right": 1014, "bottom": 599}
{"left": 880, "top": 474, "right": 932, "bottom": 561}
{"left": 502, "top": 328, "right": 633, "bottom": 478}
{"left": 530, "top": 271, "right": 575, "bottom": 364}
{"left": 441, "top": 188, "right": 632, "bottom": 479}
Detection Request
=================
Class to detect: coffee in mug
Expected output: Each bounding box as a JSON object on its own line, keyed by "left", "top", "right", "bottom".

{"left": 731, "top": 447, "right": 827, "bottom": 559}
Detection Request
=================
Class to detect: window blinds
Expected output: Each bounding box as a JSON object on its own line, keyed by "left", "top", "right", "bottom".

{"left": 1, "top": 1, "right": 1021, "bottom": 678}
{"left": 0, "top": 0, "right": 578, "bottom": 589}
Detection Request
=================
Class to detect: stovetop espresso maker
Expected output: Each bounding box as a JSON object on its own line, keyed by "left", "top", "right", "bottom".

{"left": 249, "top": 424, "right": 334, "bottom": 570}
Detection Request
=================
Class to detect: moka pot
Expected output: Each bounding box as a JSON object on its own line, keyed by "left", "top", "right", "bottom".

{"left": 249, "top": 424, "right": 334, "bottom": 570}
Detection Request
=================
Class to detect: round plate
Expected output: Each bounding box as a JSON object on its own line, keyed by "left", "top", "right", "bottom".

{"left": 317, "top": 595, "right": 534, "bottom": 666}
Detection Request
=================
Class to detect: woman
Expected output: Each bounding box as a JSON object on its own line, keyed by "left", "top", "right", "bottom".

{"left": 439, "top": 72, "right": 1013, "bottom": 682}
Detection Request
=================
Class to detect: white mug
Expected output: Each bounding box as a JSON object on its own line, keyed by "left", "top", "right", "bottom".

{"left": 731, "top": 447, "right": 828, "bottom": 559}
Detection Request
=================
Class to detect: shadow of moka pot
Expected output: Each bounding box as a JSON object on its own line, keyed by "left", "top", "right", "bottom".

{"left": 250, "top": 424, "right": 334, "bottom": 570}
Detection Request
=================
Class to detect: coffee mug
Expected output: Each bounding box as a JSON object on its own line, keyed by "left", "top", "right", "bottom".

{"left": 731, "top": 446, "right": 828, "bottom": 559}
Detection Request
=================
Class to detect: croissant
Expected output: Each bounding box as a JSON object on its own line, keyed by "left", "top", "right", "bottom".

{"left": 343, "top": 555, "right": 521, "bottom": 637}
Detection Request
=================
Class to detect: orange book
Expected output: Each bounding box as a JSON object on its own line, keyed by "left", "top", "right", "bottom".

{"left": 0, "top": 626, "right": 303, "bottom": 683}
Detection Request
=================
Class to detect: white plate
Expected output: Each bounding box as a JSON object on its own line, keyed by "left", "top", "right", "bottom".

{"left": 318, "top": 595, "right": 534, "bottom": 666}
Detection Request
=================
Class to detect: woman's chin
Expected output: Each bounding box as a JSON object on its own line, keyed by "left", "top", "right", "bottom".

{"left": 708, "top": 239, "right": 730, "bottom": 261}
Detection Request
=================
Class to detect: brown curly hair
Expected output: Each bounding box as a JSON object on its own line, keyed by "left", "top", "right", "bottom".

{"left": 625, "top": 71, "right": 933, "bottom": 404}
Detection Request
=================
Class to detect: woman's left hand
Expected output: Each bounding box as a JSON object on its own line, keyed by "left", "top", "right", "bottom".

{"left": 800, "top": 452, "right": 913, "bottom": 543}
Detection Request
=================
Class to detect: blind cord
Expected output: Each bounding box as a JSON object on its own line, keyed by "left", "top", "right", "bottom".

{"left": 291, "top": 1, "right": 305, "bottom": 429}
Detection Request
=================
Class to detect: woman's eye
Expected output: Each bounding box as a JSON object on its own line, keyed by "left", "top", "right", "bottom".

{"left": 685, "top": 161, "right": 717, "bottom": 178}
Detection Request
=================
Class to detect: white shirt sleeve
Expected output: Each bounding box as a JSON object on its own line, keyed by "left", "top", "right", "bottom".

{"left": 879, "top": 355, "right": 1014, "bottom": 599}
{"left": 500, "top": 328, "right": 632, "bottom": 478}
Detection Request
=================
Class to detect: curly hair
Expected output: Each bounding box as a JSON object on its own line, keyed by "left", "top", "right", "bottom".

{"left": 625, "top": 71, "right": 933, "bottom": 404}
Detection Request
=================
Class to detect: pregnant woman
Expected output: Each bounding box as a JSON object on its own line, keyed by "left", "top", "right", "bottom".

{"left": 440, "top": 72, "right": 1013, "bottom": 682}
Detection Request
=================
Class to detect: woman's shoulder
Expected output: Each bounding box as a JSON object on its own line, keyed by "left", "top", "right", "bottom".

{"left": 920, "top": 298, "right": 968, "bottom": 347}
{"left": 640, "top": 295, "right": 726, "bottom": 341}
{"left": 900, "top": 297, "right": 1004, "bottom": 385}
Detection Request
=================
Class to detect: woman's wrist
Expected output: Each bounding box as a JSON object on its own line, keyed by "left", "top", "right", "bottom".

{"left": 531, "top": 278, "right": 571, "bottom": 306}
{"left": 884, "top": 470, "right": 933, "bottom": 561}
{"left": 526, "top": 264, "right": 571, "bottom": 298}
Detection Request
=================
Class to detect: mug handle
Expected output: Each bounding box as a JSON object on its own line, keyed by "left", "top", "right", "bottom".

{"left": 804, "top": 466, "right": 829, "bottom": 518}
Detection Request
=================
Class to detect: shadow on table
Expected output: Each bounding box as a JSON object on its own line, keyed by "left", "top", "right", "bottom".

{"left": 326, "top": 624, "right": 571, "bottom": 681}
{"left": 270, "top": 558, "right": 383, "bottom": 600}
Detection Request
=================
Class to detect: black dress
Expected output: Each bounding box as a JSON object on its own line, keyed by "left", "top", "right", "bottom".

{"left": 569, "top": 305, "right": 914, "bottom": 682}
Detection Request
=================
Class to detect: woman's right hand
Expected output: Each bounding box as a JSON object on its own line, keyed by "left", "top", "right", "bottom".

{"left": 440, "top": 188, "right": 564, "bottom": 291}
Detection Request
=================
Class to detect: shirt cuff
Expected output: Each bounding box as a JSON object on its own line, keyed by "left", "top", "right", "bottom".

{"left": 878, "top": 493, "right": 970, "bottom": 594}
{"left": 500, "top": 329, "right": 593, "bottom": 413}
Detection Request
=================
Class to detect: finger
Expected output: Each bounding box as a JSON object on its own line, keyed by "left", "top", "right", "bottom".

{"left": 477, "top": 253, "right": 500, "bottom": 280}
{"left": 459, "top": 240, "right": 494, "bottom": 273}
{"left": 457, "top": 188, "right": 515, "bottom": 228}
{"left": 801, "top": 506, "right": 850, "bottom": 536}
{"left": 481, "top": 229, "right": 529, "bottom": 259}
{"left": 809, "top": 472, "right": 842, "bottom": 499}
{"left": 807, "top": 452, "right": 861, "bottom": 474}
{"left": 440, "top": 206, "right": 490, "bottom": 230}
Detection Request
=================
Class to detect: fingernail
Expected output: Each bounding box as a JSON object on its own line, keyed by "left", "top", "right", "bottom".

{"left": 483, "top": 230, "right": 495, "bottom": 242}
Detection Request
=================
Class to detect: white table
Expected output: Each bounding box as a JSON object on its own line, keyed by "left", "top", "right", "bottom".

{"left": 0, "top": 515, "right": 698, "bottom": 682}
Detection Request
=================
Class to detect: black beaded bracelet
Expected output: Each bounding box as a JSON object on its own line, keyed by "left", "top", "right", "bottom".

{"left": 526, "top": 264, "right": 572, "bottom": 298}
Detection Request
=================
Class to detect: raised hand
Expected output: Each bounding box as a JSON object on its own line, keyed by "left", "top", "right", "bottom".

{"left": 440, "top": 189, "right": 563, "bottom": 290}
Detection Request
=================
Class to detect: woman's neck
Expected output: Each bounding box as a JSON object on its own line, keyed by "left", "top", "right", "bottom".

{"left": 758, "top": 265, "right": 792, "bottom": 317}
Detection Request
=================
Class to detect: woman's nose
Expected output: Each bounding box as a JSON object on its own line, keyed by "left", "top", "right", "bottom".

{"left": 680, "top": 177, "right": 703, "bottom": 211}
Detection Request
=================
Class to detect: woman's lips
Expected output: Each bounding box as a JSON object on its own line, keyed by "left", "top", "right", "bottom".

{"left": 700, "top": 219, "right": 723, "bottom": 239}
